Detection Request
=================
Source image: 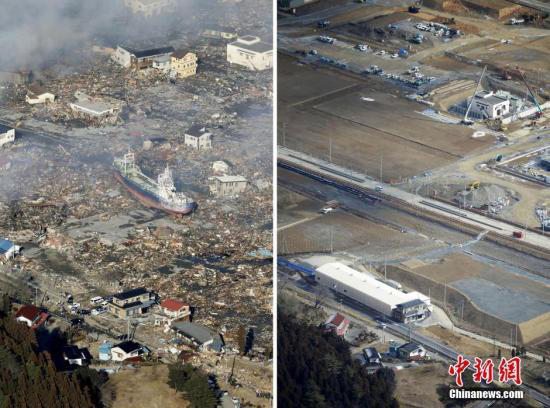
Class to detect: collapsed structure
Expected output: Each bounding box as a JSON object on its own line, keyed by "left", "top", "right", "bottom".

{"left": 0, "top": 125, "right": 15, "bottom": 148}
{"left": 315, "top": 262, "right": 432, "bottom": 322}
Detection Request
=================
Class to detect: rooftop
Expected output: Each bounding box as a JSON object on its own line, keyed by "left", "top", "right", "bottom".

{"left": 173, "top": 49, "right": 194, "bottom": 59}
{"left": 230, "top": 38, "right": 273, "bottom": 54}
{"left": 186, "top": 124, "right": 209, "bottom": 137}
{"left": 121, "top": 46, "right": 175, "bottom": 59}
{"left": 114, "top": 340, "right": 143, "bottom": 353}
{"left": 172, "top": 322, "right": 215, "bottom": 345}
{"left": 316, "top": 262, "right": 429, "bottom": 309}
{"left": 215, "top": 175, "right": 247, "bottom": 183}
{"left": 160, "top": 299, "right": 188, "bottom": 312}
{"left": 398, "top": 342, "right": 423, "bottom": 353}
{"left": 113, "top": 287, "right": 149, "bottom": 301}
{"left": 0, "top": 124, "right": 14, "bottom": 134}
{"left": 0, "top": 239, "right": 15, "bottom": 253}
{"left": 326, "top": 312, "right": 347, "bottom": 327}
{"left": 15, "top": 304, "right": 41, "bottom": 321}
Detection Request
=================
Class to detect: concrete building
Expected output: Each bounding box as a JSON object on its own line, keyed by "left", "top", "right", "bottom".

{"left": 171, "top": 322, "right": 224, "bottom": 352}
{"left": 0, "top": 125, "right": 15, "bottom": 148}
{"left": 124, "top": 0, "right": 176, "bottom": 16}
{"left": 171, "top": 50, "right": 197, "bottom": 78}
{"left": 398, "top": 342, "right": 426, "bottom": 360}
{"left": 112, "top": 45, "right": 175, "bottom": 69}
{"left": 315, "top": 262, "right": 431, "bottom": 319}
{"left": 111, "top": 340, "right": 148, "bottom": 362}
{"left": 468, "top": 90, "right": 510, "bottom": 119}
{"left": 69, "top": 92, "right": 117, "bottom": 118}
{"left": 184, "top": 125, "right": 211, "bottom": 149}
{"left": 324, "top": 313, "right": 350, "bottom": 336}
{"left": 107, "top": 287, "right": 155, "bottom": 318}
{"left": 98, "top": 342, "right": 112, "bottom": 361}
{"left": 210, "top": 175, "right": 248, "bottom": 197}
{"left": 25, "top": 85, "right": 55, "bottom": 105}
{"left": 0, "top": 238, "right": 20, "bottom": 260}
{"left": 227, "top": 36, "right": 273, "bottom": 71}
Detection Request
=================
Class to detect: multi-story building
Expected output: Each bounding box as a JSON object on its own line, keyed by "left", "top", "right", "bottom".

{"left": 171, "top": 50, "right": 197, "bottom": 78}
{"left": 112, "top": 45, "right": 175, "bottom": 70}
{"left": 107, "top": 287, "right": 155, "bottom": 318}
{"left": 227, "top": 36, "right": 273, "bottom": 71}
{"left": 184, "top": 125, "right": 211, "bottom": 149}
{"left": 210, "top": 175, "right": 248, "bottom": 197}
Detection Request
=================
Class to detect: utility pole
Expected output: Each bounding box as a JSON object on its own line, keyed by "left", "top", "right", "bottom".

{"left": 282, "top": 122, "right": 286, "bottom": 147}
{"left": 461, "top": 300, "right": 464, "bottom": 321}
{"left": 444, "top": 282, "right": 447, "bottom": 310}
{"left": 330, "top": 228, "right": 333, "bottom": 254}
{"left": 380, "top": 154, "right": 383, "bottom": 182}
{"left": 329, "top": 138, "right": 332, "bottom": 163}
{"left": 384, "top": 257, "right": 387, "bottom": 281}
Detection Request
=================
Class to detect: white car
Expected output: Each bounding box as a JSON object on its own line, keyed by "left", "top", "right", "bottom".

{"left": 320, "top": 207, "right": 334, "bottom": 214}
{"left": 375, "top": 185, "right": 384, "bottom": 192}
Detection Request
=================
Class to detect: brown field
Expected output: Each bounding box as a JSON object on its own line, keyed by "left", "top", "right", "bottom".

{"left": 107, "top": 365, "right": 188, "bottom": 408}
{"left": 395, "top": 363, "right": 452, "bottom": 408}
{"left": 278, "top": 54, "right": 494, "bottom": 181}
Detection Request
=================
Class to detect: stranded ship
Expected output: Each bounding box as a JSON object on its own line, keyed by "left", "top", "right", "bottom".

{"left": 114, "top": 151, "right": 197, "bottom": 216}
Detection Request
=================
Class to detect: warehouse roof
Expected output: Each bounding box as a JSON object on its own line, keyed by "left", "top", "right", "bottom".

{"left": 229, "top": 39, "right": 272, "bottom": 54}
{"left": 316, "top": 262, "right": 429, "bottom": 309}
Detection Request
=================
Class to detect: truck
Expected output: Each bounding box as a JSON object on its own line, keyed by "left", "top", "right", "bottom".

{"left": 318, "top": 20, "right": 330, "bottom": 28}
{"left": 320, "top": 200, "right": 339, "bottom": 214}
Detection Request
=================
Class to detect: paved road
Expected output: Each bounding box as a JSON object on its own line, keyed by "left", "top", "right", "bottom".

{"left": 280, "top": 269, "right": 550, "bottom": 407}
{"left": 279, "top": 146, "right": 550, "bottom": 250}
{"left": 508, "top": 0, "right": 550, "bottom": 13}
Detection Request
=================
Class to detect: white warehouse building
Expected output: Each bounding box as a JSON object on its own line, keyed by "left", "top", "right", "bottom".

{"left": 227, "top": 36, "right": 273, "bottom": 71}
{"left": 315, "top": 262, "right": 431, "bottom": 321}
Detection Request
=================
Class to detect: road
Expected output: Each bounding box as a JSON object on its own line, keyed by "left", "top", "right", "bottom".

{"left": 279, "top": 146, "right": 550, "bottom": 250}
{"left": 508, "top": 0, "right": 550, "bottom": 13}
{"left": 280, "top": 269, "right": 550, "bottom": 407}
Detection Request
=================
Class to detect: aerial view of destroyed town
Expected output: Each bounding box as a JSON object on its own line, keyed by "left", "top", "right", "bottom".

{"left": 277, "top": 0, "right": 549, "bottom": 407}
{"left": 0, "top": 0, "right": 273, "bottom": 407}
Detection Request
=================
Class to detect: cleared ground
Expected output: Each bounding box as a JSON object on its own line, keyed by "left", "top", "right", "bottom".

{"left": 107, "top": 365, "right": 188, "bottom": 408}
{"left": 278, "top": 54, "right": 494, "bottom": 181}
{"left": 395, "top": 363, "right": 453, "bottom": 408}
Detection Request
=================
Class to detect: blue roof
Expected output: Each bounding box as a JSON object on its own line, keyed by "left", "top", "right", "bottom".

{"left": 0, "top": 239, "right": 15, "bottom": 254}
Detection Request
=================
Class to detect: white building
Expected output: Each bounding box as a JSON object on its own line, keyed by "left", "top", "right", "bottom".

{"left": 315, "top": 262, "right": 431, "bottom": 318}
{"left": 210, "top": 175, "right": 248, "bottom": 197}
{"left": 25, "top": 85, "right": 55, "bottom": 105}
{"left": 227, "top": 36, "right": 273, "bottom": 71}
{"left": 0, "top": 238, "right": 20, "bottom": 260}
{"left": 184, "top": 125, "right": 212, "bottom": 149}
{"left": 468, "top": 90, "right": 510, "bottom": 119}
{"left": 111, "top": 341, "right": 147, "bottom": 362}
{"left": 0, "top": 125, "right": 15, "bottom": 148}
{"left": 124, "top": 0, "right": 176, "bottom": 16}
{"left": 69, "top": 92, "right": 117, "bottom": 117}
{"left": 112, "top": 45, "right": 175, "bottom": 69}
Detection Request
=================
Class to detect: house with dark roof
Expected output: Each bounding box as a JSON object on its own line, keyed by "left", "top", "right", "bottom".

{"left": 171, "top": 322, "right": 224, "bottom": 352}
{"left": 107, "top": 287, "right": 155, "bottom": 318}
{"left": 324, "top": 312, "right": 350, "bottom": 336}
{"left": 392, "top": 298, "right": 430, "bottom": 323}
{"left": 112, "top": 45, "right": 175, "bottom": 70}
{"left": 63, "top": 346, "right": 89, "bottom": 366}
{"left": 15, "top": 304, "right": 49, "bottom": 329}
{"left": 111, "top": 340, "right": 149, "bottom": 362}
{"left": 398, "top": 342, "right": 426, "bottom": 360}
{"left": 363, "top": 347, "right": 382, "bottom": 365}
{"left": 184, "top": 125, "right": 211, "bottom": 150}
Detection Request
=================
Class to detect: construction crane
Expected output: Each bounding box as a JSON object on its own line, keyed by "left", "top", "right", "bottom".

{"left": 463, "top": 65, "right": 487, "bottom": 125}
{"left": 519, "top": 71, "right": 543, "bottom": 119}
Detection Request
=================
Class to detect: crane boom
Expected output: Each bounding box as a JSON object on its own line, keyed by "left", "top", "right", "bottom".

{"left": 463, "top": 65, "right": 487, "bottom": 124}
{"left": 520, "top": 72, "right": 542, "bottom": 115}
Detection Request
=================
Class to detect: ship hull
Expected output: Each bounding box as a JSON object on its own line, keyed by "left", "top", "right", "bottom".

{"left": 114, "top": 171, "right": 197, "bottom": 216}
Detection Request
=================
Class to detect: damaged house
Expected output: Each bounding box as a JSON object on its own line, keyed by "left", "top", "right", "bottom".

{"left": 112, "top": 45, "right": 175, "bottom": 70}
{"left": 171, "top": 322, "right": 224, "bottom": 353}
{"left": 69, "top": 92, "right": 118, "bottom": 118}
{"left": 0, "top": 125, "right": 15, "bottom": 148}
{"left": 184, "top": 125, "right": 212, "bottom": 149}
{"left": 25, "top": 85, "right": 55, "bottom": 105}
{"left": 210, "top": 175, "right": 248, "bottom": 197}
{"left": 171, "top": 50, "right": 198, "bottom": 78}
{"left": 154, "top": 298, "right": 191, "bottom": 326}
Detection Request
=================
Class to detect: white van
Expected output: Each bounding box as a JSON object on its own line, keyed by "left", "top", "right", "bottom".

{"left": 90, "top": 296, "right": 103, "bottom": 306}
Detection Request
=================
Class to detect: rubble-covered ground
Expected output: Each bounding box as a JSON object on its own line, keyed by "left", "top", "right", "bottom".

{"left": 0, "top": 0, "right": 272, "bottom": 397}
